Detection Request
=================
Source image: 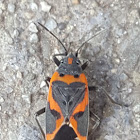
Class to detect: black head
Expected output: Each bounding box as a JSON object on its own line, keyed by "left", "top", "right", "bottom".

{"left": 57, "top": 53, "right": 82, "bottom": 78}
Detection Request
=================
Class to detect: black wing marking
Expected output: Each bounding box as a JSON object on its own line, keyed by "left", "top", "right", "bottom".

{"left": 53, "top": 124, "right": 77, "bottom": 140}
{"left": 46, "top": 102, "right": 61, "bottom": 134}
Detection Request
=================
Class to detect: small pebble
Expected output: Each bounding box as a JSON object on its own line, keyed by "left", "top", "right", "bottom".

{"left": 72, "top": 0, "right": 80, "bottom": 4}
{"left": 13, "top": 29, "right": 19, "bottom": 37}
{"left": 113, "top": 53, "right": 118, "bottom": 57}
{"left": 66, "top": 25, "right": 74, "bottom": 32}
{"left": 133, "top": 104, "right": 140, "bottom": 113}
{"left": 104, "top": 135, "right": 112, "bottom": 140}
{"left": 58, "top": 22, "right": 67, "bottom": 30}
{"left": 22, "top": 95, "right": 30, "bottom": 104}
{"left": 16, "top": 71, "right": 22, "bottom": 79}
{"left": 135, "top": 21, "right": 139, "bottom": 25}
{"left": 0, "top": 105, "right": 2, "bottom": 111}
{"left": 8, "top": 3, "right": 15, "bottom": 13}
{"left": 45, "top": 18, "right": 57, "bottom": 31}
{"left": 8, "top": 131, "right": 17, "bottom": 140}
{"left": 29, "top": 33, "right": 39, "bottom": 43}
{"left": 123, "top": 31, "right": 127, "bottom": 35}
{"left": 40, "top": 81, "right": 46, "bottom": 88}
{"left": 2, "top": 63, "right": 7, "bottom": 71}
{"left": 28, "top": 23, "right": 38, "bottom": 33}
{"left": 117, "top": 38, "right": 121, "bottom": 44}
{"left": 92, "top": 46, "right": 100, "bottom": 54}
{"left": 111, "top": 69, "right": 117, "bottom": 74}
{"left": 24, "top": 12, "right": 34, "bottom": 19}
{"left": 30, "top": 2, "right": 38, "bottom": 11}
{"left": 128, "top": 88, "right": 132, "bottom": 93}
{"left": 133, "top": 71, "right": 140, "bottom": 86}
{"left": 7, "top": 36, "right": 13, "bottom": 44}
{"left": 40, "top": 1, "right": 51, "bottom": 12}
{"left": 119, "top": 72, "right": 128, "bottom": 81}
{"left": 6, "top": 87, "right": 13, "bottom": 94}
{"left": 0, "top": 2, "right": 6, "bottom": 10}
{"left": 0, "top": 96, "right": 4, "bottom": 103}
{"left": 110, "top": 3, "right": 114, "bottom": 7}
{"left": 91, "top": 1, "right": 98, "bottom": 7}
{"left": 115, "top": 58, "right": 120, "bottom": 64}
{"left": 25, "top": 109, "right": 30, "bottom": 117}
{"left": 127, "top": 82, "right": 134, "bottom": 87}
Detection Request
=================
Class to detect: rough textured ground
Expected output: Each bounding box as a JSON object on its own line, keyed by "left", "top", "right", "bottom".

{"left": 0, "top": 0, "right": 140, "bottom": 140}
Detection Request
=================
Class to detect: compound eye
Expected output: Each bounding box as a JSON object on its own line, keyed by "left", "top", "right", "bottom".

{"left": 76, "top": 60, "right": 80, "bottom": 65}
{"left": 74, "top": 74, "right": 79, "bottom": 78}
{"left": 59, "top": 73, "right": 64, "bottom": 77}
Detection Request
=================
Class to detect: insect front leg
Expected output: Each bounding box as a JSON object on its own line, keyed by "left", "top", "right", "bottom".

{"left": 81, "top": 61, "right": 88, "bottom": 70}
{"left": 53, "top": 54, "right": 60, "bottom": 66}
{"left": 53, "top": 53, "right": 67, "bottom": 66}
{"left": 45, "top": 76, "right": 51, "bottom": 88}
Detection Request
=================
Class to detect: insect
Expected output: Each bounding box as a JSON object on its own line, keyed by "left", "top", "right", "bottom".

{"left": 34, "top": 23, "right": 103, "bottom": 140}
{"left": 35, "top": 23, "right": 125, "bottom": 140}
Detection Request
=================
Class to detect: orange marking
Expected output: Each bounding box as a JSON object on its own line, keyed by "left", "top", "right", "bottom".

{"left": 68, "top": 57, "right": 73, "bottom": 64}
{"left": 50, "top": 71, "right": 88, "bottom": 85}
{"left": 46, "top": 86, "right": 64, "bottom": 139}
{"left": 70, "top": 118, "right": 87, "bottom": 140}
{"left": 70, "top": 87, "right": 88, "bottom": 140}
{"left": 46, "top": 71, "right": 89, "bottom": 140}
{"left": 72, "top": 87, "right": 88, "bottom": 114}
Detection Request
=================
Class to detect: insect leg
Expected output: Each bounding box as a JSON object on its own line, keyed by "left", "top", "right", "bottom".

{"left": 81, "top": 61, "right": 88, "bottom": 70}
{"left": 90, "top": 111, "right": 100, "bottom": 130}
{"left": 88, "top": 111, "right": 100, "bottom": 139}
{"left": 100, "top": 87, "right": 128, "bottom": 107}
{"left": 53, "top": 53, "right": 67, "bottom": 66}
{"left": 89, "top": 86, "right": 128, "bottom": 107}
{"left": 35, "top": 108, "right": 45, "bottom": 140}
{"left": 88, "top": 86, "right": 96, "bottom": 91}
{"left": 45, "top": 76, "right": 51, "bottom": 88}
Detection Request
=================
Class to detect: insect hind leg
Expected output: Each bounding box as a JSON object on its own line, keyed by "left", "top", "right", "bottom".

{"left": 35, "top": 107, "right": 46, "bottom": 140}
{"left": 88, "top": 111, "right": 100, "bottom": 140}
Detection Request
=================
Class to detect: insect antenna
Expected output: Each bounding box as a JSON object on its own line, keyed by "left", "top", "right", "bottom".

{"left": 75, "top": 29, "right": 106, "bottom": 57}
{"left": 37, "top": 22, "right": 68, "bottom": 55}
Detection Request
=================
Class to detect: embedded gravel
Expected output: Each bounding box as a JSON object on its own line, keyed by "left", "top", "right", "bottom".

{"left": 0, "top": 0, "right": 140, "bottom": 140}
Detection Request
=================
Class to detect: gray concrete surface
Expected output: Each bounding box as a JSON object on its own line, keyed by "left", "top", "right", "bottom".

{"left": 0, "top": 0, "right": 140, "bottom": 140}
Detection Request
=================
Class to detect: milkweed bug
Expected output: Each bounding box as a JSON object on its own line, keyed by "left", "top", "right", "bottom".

{"left": 34, "top": 23, "right": 125, "bottom": 140}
